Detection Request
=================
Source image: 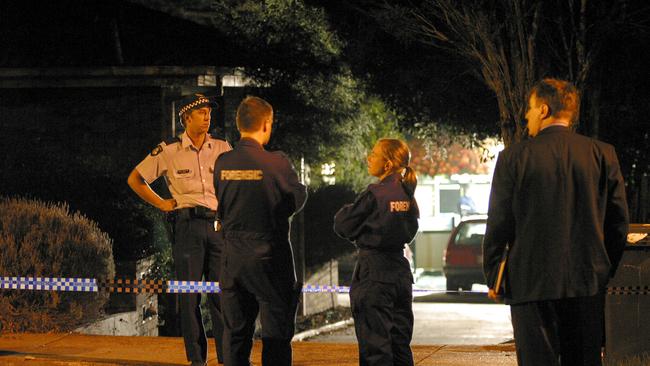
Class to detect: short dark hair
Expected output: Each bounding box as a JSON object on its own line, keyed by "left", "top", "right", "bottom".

{"left": 236, "top": 96, "right": 273, "bottom": 132}
{"left": 529, "top": 78, "right": 580, "bottom": 124}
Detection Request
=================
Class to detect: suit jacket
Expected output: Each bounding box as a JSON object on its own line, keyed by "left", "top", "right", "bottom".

{"left": 483, "top": 126, "right": 629, "bottom": 304}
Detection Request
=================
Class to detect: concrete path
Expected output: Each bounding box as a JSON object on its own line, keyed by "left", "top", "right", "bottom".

{"left": 309, "top": 302, "right": 513, "bottom": 345}
{"left": 0, "top": 332, "right": 518, "bottom": 366}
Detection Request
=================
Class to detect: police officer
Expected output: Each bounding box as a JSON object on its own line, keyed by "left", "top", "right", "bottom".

{"left": 127, "top": 94, "right": 230, "bottom": 366}
{"left": 213, "top": 96, "right": 307, "bottom": 366}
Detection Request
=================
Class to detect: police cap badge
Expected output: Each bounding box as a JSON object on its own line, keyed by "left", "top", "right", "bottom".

{"left": 177, "top": 93, "right": 218, "bottom": 117}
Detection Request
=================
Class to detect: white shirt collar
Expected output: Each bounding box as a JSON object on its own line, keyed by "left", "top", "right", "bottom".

{"left": 540, "top": 121, "right": 570, "bottom": 132}
{"left": 181, "top": 132, "right": 212, "bottom": 150}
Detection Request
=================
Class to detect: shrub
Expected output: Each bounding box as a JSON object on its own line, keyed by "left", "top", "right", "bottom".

{"left": 0, "top": 197, "right": 115, "bottom": 332}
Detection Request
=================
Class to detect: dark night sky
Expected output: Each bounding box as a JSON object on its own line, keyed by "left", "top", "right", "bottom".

{"left": 1, "top": 0, "right": 648, "bottom": 256}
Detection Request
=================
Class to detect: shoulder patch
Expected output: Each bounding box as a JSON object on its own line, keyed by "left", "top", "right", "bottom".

{"left": 150, "top": 145, "right": 163, "bottom": 156}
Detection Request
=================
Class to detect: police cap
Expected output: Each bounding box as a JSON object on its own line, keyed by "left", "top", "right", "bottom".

{"left": 177, "top": 93, "right": 218, "bottom": 117}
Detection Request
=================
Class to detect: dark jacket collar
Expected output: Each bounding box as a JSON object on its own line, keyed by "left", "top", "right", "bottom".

{"left": 237, "top": 137, "right": 264, "bottom": 150}
{"left": 380, "top": 172, "right": 402, "bottom": 184}
{"left": 537, "top": 125, "right": 570, "bottom": 137}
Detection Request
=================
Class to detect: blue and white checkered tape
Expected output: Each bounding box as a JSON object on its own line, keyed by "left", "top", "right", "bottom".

{"left": 302, "top": 284, "right": 350, "bottom": 293}
{"left": 0, "top": 276, "right": 98, "bottom": 292}
{"left": 167, "top": 280, "right": 220, "bottom": 293}
{"left": 1, "top": 276, "right": 483, "bottom": 294}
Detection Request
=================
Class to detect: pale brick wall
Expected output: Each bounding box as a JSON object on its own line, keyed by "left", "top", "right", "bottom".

{"left": 302, "top": 260, "right": 339, "bottom": 316}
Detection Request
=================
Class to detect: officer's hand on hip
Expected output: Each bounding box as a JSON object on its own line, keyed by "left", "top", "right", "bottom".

{"left": 158, "top": 198, "right": 178, "bottom": 212}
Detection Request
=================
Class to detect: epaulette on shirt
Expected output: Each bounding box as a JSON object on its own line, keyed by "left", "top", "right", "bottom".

{"left": 164, "top": 136, "right": 182, "bottom": 145}
{"left": 150, "top": 136, "right": 181, "bottom": 156}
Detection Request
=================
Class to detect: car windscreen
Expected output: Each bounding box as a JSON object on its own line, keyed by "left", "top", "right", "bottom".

{"left": 454, "top": 222, "right": 486, "bottom": 246}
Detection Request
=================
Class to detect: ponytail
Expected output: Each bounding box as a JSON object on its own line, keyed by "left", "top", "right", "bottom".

{"left": 375, "top": 138, "right": 418, "bottom": 196}
{"left": 402, "top": 166, "right": 417, "bottom": 196}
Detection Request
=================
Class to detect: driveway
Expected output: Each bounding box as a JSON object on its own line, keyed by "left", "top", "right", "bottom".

{"left": 308, "top": 273, "right": 513, "bottom": 344}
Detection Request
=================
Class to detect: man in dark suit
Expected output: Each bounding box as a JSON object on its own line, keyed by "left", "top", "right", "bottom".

{"left": 483, "top": 78, "right": 629, "bottom": 366}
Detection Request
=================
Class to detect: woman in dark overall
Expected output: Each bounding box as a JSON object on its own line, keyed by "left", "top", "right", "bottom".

{"left": 334, "top": 138, "right": 419, "bottom": 366}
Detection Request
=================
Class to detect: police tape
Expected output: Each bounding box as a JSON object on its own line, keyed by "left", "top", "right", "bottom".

{"left": 0, "top": 277, "right": 219, "bottom": 294}
{"left": 6, "top": 277, "right": 643, "bottom": 295}
{"left": 607, "top": 286, "right": 650, "bottom": 296}
{"left": 0, "top": 276, "right": 478, "bottom": 295}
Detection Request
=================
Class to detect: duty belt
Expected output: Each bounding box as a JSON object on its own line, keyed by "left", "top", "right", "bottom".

{"left": 178, "top": 206, "right": 217, "bottom": 220}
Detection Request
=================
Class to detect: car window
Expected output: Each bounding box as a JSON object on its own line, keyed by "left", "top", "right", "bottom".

{"left": 454, "top": 222, "right": 486, "bottom": 246}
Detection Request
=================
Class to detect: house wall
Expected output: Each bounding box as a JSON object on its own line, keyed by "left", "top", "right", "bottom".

{"left": 413, "top": 174, "right": 492, "bottom": 270}
{"left": 414, "top": 231, "right": 451, "bottom": 271}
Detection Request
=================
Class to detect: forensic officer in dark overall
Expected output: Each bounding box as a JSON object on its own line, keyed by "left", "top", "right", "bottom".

{"left": 128, "top": 94, "right": 231, "bottom": 366}
{"left": 213, "top": 96, "right": 307, "bottom": 366}
{"left": 334, "top": 139, "right": 420, "bottom": 366}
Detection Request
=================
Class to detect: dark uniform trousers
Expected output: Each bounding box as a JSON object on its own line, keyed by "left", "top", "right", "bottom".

{"left": 220, "top": 232, "right": 301, "bottom": 366}
{"left": 350, "top": 252, "right": 414, "bottom": 366}
{"left": 510, "top": 293, "right": 605, "bottom": 366}
{"left": 173, "top": 209, "right": 225, "bottom": 364}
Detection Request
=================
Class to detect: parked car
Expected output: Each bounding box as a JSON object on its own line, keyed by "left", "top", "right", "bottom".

{"left": 442, "top": 218, "right": 487, "bottom": 291}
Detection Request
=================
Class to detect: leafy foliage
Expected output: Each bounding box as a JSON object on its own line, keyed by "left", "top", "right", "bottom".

{"left": 0, "top": 197, "right": 115, "bottom": 332}
{"left": 207, "top": 2, "right": 403, "bottom": 188}
{"left": 409, "top": 140, "right": 491, "bottom": 177}
{"left": 308, "top": 1, "right": 500, "bottom": 138}
{"left": 310, "top": 0, "right": 649, "bottom": 220}
{"left": 407, "top": 122, "right": 497, "bottom": 174}
{"left": 132, "top": 0, "right": 405, "bottom": 189}
{"left": 208, "top": 0, "right": 343, "bottom": 67}
{"left": 327, "top": 96, "right": 404, "bottom": 190}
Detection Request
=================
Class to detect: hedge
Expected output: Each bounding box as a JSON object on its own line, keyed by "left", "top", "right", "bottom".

{"left": 0, "top": 197, "right": 115, "bottom": 332}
